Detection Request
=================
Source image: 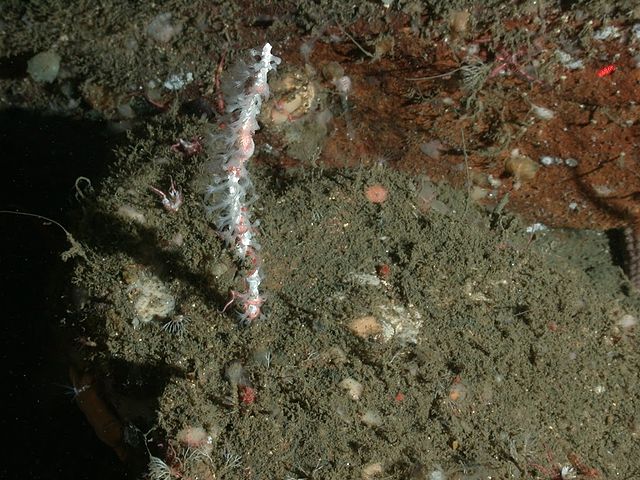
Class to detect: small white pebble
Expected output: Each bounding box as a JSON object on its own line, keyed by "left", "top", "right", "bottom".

{"left": 27, "top": 51, "right": 61, "bottom": 83}
{"left": 362, "top": 462, "right": 383, "bottom": 479}
{"left": 532, "top": 104, "right": 555, "bottom": 120}
{"left": 360, "top": 409, "right": 383, "bottom": 427}
{"left": 564, "top": 158, "right": 578, "bottom": 167}
{"left": 540, "top": 155, "right": 562, "bottom": 166}
{"left": 339, "top": 377, "right": 363, "bottom": 400}
{"left": 617, "top": 314, "right": 637, "bottom": 330}
{"left": 593, "top": 184, "right": 614, "bottom": 197}
{"left": 170, "top": 232, "right": 184, "bottom": 247}
{"left": 429, "top": 467, "right": 446, "bottom": 480}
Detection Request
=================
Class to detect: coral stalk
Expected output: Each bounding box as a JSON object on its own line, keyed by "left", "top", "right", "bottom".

{"left": 204, "top": 43, "right": 280, "bottom": 323}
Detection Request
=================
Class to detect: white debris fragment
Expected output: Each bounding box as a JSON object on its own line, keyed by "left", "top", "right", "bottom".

{"left": 525, "top": 223, "right": 547, "bottom": 233}
{"left": 556, "top": 50, "right": 584, "bottom": 70}
{"left": 593, "top": 26, "right": 620, "bottom": 41}
{"left": 376, "top": 304, "right": 423, "bottom": 345}
{"left": 339, "top": 377, "right": 363, "bottom": 400}
{"left": 540, "top": 155, "right": 561, "bottom": 166}
{"left": 127, "top": 273, "right": 176, "bottom": 328}
{"left": 593, "top": 184, "right": 614, "bottom": 197}
{"left": 531, "top": 104, "right": 555, "bottom": 120}
{"left": 560, "top": 465, "right": 577, "bottom": 480}
{"left": 163, "top": 72, "right": 194, "bottom": 90}
{"left": 539, "top": 156, "right": 577, "bottom": 167}
{"left": 487, "top": 174, "right": 502, "bottom": 188}
{"left": 348, "top": 272, "right": 382, "bottom": 287}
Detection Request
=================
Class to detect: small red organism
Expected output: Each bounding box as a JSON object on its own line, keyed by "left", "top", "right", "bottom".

{"left": 597, "top": 64, "right": 616, "bottom": 78}
{"left": 214, "top": 49, "right": 227, "bottom": 115}
{"left": 376, "top": 263, "right": 391, "bottom": 279}
{"left": 149, "top": 178, "right": 183, "bottom": 213}
{"left": 528, "top": 448, "right": 599, "bottom": 480}
{"left": 239, "top": 385, "right": 256, "bottom": 405}
{"left": 394, "top": 391, "right": 405, "bottom": 403}
{"left": 567, "top": 453, "right": 599, "bottom": 478}
{"left": 488, "top": 48, "right": 537, "bottom": 82}
{"left": 365, "top": 184, "right": 388, "bottom": 204}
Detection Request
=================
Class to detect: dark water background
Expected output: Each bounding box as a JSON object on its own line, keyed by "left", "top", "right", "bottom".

{"left": 1, "top": 109, "right": 127, "bottom": 479}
